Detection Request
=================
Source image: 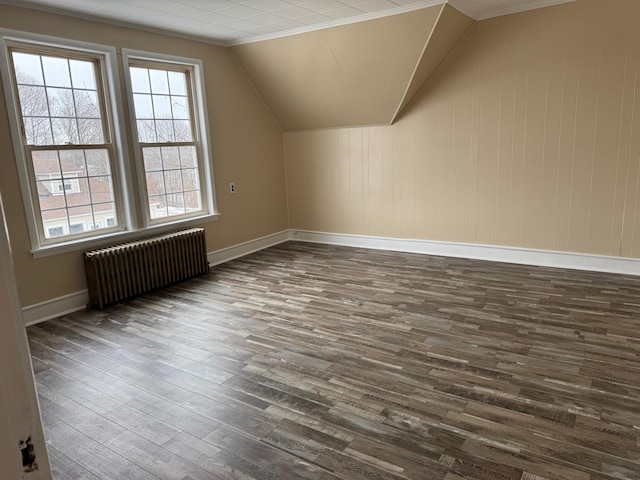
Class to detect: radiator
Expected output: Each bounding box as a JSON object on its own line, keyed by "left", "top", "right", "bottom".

{"left": 83, "top": 228, "right": 209, "bottom": 309}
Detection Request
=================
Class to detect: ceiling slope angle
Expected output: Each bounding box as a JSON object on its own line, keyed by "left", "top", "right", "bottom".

{"left": 392, "top": 4, "right": 473, "bottom": 122}
{"left": 231, "top": 4, "right": 472, "bottom": 131}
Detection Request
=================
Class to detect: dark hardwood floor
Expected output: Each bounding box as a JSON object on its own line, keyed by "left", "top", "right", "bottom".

{"left": 28, "top": 241, "right": 640, "bottom": 480}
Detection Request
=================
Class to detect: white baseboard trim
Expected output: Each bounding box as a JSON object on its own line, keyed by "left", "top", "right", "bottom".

{"left": 23, "top": 289, "right": 89, "bottom": 327}
{"left": 207, "top": 229, "right": 292, "bottom": 266}
{"left": 23, "top": 228, "right": 640, "bottom": 326}
{"left": 22, "top": 230, "right": 293, "bottom": 326}
{"left": 290, "top": 230, "right": 640, "bottom": 277}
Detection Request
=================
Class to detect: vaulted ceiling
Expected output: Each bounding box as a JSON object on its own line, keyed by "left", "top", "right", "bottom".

{"left": 0, "top": 0, "right": 575, "bottom": 46}
{"left": 231, "top": 3, "right": 473, "bottom": 130}
{"left": 0, "top": 0, "right": 576, "bottom": 130}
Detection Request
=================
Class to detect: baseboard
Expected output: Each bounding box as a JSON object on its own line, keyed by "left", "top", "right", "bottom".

{"left": 23, "top": 230, "right": 292, "bottom": 326}
{"left": 290, "top": 230, "right": 640, "bottom": 277}
{"left": 207, "top": 229, "right": 292, "bottom": 266}
{"left": 23, "top": 289, "right": 89, "bottom": 327}
{"left": 23, "top": 228, "right": 639, "bottom": 326}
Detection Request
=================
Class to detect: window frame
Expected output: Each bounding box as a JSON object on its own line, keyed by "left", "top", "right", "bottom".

{"left": 122, "top": 49, "right": 217, "bottom": 228}
{"left": 9, "top": 43, "right": 125, "bottom": 244}
{"left": 0, "top": 31, "right": 218, "bottom": 258}
{"left": 0, "top": 29, "right": 136, "bottom": 251}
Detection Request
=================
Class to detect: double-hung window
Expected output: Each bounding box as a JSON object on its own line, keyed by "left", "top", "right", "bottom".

{"left": 5, "top": 41, "right": 122, "bottom": 243}
{"left": 124, "top": 52, "right": 210, "bottom": 223}
{"left": 1, "top": 32, "right": 217, "bottom": 255}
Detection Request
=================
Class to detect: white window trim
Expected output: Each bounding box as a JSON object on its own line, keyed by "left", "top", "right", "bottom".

{"left": 0, "top": 28, "right": 136, "bottom": 248}
{"left": 0, "top": 30, "right": 219, "bottom": 258}
{"left": 121, "top": 48, "right": 218, "bottom": 228}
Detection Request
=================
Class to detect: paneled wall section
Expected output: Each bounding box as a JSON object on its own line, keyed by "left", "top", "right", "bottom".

{"left": 285, "top": 0, "right": 640, "bottom": 258}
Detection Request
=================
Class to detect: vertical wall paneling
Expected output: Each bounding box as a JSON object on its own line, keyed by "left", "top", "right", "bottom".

{"left": 587, "top": 3, "right": 628, "bottom": 255}
{"left": 284, "top": 0, "right": 640, "bottom": 261}
{"left": 621, "top": 1, "right": 640, "bottom": 258}
{"left": 231, "top": 7, "right": 442, "bottom": 130}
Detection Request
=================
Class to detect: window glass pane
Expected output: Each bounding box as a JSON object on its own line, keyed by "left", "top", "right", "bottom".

{"left": 146, "top": 171, "right": 165, "bottom": 196}
{"left": 24, "top": 118, "right": 53, "bottom": 145}
{"left": 74, "top": 90, "right": 100, "bottom": 118}
{"left": 18, "top": 85, "right": 48, "bottom": 117}
{"left": 67, "top": 205, "right": 92, "bottom": 228}
{"left": 65, "top": 177, "right": 88, "bottom": 206}
{"left": 36, "top": 179, "right": 57, "bottom": 198}
{"left": 155, "top": 120, "right": 174, "bottom": 142}
{"left": 152, "top": 95, "right": 172, "bottom": 118}
{"left": 164, "top": 170, "right": 182, "bottom": 194}
{"left": 42, "top": 208, "right": 67, "bottom": 236}
{"left": 42, "top": 56, "right": 71, "bottom": 87}
{"left": 184, "top": 191, "right": 201, "bottom": 212}
{"left": 166, "top": 193, "right": 186, "bottom": 215}
{"left": 69, "top": 223, "right": 84, "bottom": 234}
{"left": 149, "top": 195, "right": 168, "bottom": 219}
{"left": 12, "top": 52, "right": 44, "bottom": 85}
{"left": 48, "top": 87, "right": 75, "bottom": 117}
{"left": 168, "top": 71, "right": 186, "bottom": 95}
{"left": 133, "top": 94, "right": 154, "bottom": 119}
{"left": 14, "top": 51, "right": 104, "bottom": 147}
{"left": 130, "top": 67, "right": 150, "bottom": 93}
{"left": 182, "top": 168, "right": 199, "bottom": 190}
{"left": 161, "top": 147, "right": 180, "bottom": 170}
{"left": 149, "top": 69, "right": 169, "bottom": 94}
{"left": 93, "top": 202, "right": 115, "bottom": 220}
{"left": 88, "top": 176, "right": 114, "bottom": 203}
{"left": 179, "top": 146, "right": 196, "bottom": 168}
{"left": 86, "top": 150, "right": 111, "bottom": 176}
{"left": 77, "top": 119, "right": 104, "bottom": 144}
{"left": 51, "top": 118, "right": 79, "bottom": 144}
{"left": 137, "top": 119, "right": 156, "bottom": 143}
{"left": 32, "top": 148, "right": 117, "bottom": 240}
{"left": 171, "top": 96, "right": 189, "bottom": 119}
{"left": 69, "top": 60, "right": 96, "bottom": 89}
{"left": 173, "top": 120, "right": 192, "bottom": 142}
{"left": 142, "top": 147, "right": 162, "bottom": 171}
{"left": 32, "top": 150, "right": 61, "bottom": 178}
{"left": 59, "top": 150, "right": 86, "bottom": 174}
{"left": 46, "top": 225, "right": 65, "bottom": 239}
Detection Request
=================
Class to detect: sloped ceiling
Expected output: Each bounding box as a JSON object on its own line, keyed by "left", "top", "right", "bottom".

{"left": 392, "top": 4, "right": 474, "bottom": 122}
{"left": 231, "top": 4, "right": 473, "bottom": 131}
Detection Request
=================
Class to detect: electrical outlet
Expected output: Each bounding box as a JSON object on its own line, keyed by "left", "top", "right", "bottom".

{"left": 229, "top": 183, "right": 236, "bottom": 193}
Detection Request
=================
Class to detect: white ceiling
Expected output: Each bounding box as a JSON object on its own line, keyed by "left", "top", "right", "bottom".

{"left": 0, "top": 0, "right": 576, "bottom": 46}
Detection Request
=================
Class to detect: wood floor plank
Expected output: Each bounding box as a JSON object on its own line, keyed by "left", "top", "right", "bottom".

{"left": 28, "top": 241, "right": 640, "bottom": 480}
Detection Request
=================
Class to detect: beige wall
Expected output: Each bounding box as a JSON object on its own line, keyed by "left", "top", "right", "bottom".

{"left": 285, "top": 0, "right": 640, "bottom": 259}
{"left": 0, "top": 5, "right": 288, "bottom": 307}
{"left": 231, "top": 5, "right": 443, "bottom": 130}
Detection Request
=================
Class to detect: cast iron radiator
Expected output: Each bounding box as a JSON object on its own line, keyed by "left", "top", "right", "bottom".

{"left": 83, "top": 228, "right": 209, "bottom": 309}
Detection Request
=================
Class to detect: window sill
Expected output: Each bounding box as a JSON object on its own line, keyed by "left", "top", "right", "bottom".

{"left": 30, "top": 212, "right": 220, "bottom": 259}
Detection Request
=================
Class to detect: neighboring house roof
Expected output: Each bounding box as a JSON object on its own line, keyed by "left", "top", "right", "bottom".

{"left": 34, "top": 153, "right": 114, "bottom": 221}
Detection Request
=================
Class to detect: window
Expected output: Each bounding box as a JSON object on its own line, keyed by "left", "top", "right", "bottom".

{"left": 125, "top": 54, "right": 210, "bottom": 223}
{"left": 5, "top": 40, "right": 122, "bottom": 243}
{"left": 69, "top": 223, "right": 84, "bottom": 234}
{"left": 47, "top": 226, "right": 64, "bottom": 237}
{"left": 1, "top": 33, "right": 217, "bottom": 254}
